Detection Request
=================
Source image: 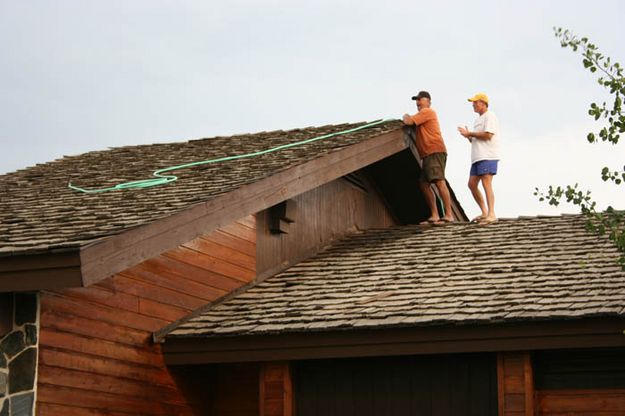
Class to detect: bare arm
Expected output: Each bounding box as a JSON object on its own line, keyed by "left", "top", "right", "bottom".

{"left": 457, "top": 126, "right": 493, "bottom": 141}
{"left": 471, "top": 131, "right": 494, "bottom": 140}
{"left": 402, "top": 114, "right": 414, "bottom": 125}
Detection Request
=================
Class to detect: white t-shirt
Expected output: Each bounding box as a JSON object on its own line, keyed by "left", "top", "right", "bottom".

{"left": 471, "top": 110, "right": 500, "bottom": 163}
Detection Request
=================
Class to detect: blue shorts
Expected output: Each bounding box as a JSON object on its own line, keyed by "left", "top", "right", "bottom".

{"left": 470, "top": 160, "right": 498, "bottom": 176}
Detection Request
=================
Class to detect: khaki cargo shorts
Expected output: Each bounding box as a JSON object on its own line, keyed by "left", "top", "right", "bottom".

{"left": 420, "top": 152, "right": 447, "bottom": 183}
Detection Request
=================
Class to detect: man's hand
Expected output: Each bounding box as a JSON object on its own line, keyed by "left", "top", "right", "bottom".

{"left": 457, "top": 126, "right": 472, "bottom": 142}
{"left": 402, "top": 114, "right": 413, "bottom": 125}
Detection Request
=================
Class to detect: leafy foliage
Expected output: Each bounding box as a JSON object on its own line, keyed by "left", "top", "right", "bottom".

{"left": 534, "top": 27, "right": 625, "bottom": 268}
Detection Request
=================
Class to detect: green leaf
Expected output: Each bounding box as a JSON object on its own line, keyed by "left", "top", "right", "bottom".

{"left": 543, "top": 28, "right": 625, "bottom": 268}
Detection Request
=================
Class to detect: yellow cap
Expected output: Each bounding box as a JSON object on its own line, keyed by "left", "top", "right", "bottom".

{"left": 468, "top": 93, "right": 489, "bottom": 104}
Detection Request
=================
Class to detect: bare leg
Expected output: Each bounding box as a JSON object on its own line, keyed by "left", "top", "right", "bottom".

{"left": 419, "top": 181, "right": 439, "bottom": 221}
{"left": 481, "top": 174, "right": 496, "bottom": 220}
{"left": 434, "top": 179, "right": 454, "bottom": 221}
{"left": 468, "top": 175, "right": 488, "bottom": 218}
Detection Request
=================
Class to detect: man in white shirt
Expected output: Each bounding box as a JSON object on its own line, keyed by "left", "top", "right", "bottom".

{"left": 458, "top": 93, "right": 500, "bottom": 224}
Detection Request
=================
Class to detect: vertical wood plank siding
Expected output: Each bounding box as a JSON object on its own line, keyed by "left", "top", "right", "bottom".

{"left": 293, "top": 353, "right": 497, "bottom": 416}
{"left": 257, "top": 177, "right": 395, "bottom": 276}
{"left": 497, "top": 352, "right": 534, "bottom": 416}
{"left": 36, "top": 217, "right": 256, "bottom": 416}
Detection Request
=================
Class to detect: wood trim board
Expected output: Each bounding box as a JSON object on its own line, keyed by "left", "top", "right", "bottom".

{"left": 163, "top": 318, "right": 625, "bottom": 365}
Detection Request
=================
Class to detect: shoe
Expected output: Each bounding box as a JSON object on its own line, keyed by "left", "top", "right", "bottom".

{"left": 479, "top": 217, "right": 498, "bottom": 225}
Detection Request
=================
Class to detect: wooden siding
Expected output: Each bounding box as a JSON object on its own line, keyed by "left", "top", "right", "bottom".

{"left": 257, "top": 176, "right": 395, "bottom": 277}
{"left": 497, "top": 352, "right": 534, "bottom": 416}
{"left": 536, "top": 389, "right": 625, "bottom": 415}
{"left": 533, "top": 347, "right": 625, "bottom": 390}
{"left": 292, "top": 353, "right": 497, "bottom": 416}
{"left": 36, "top": 216, "right": 256, "bottom": 416}
{"left": 534, "top": 347, "right": 625, "bottom": 415}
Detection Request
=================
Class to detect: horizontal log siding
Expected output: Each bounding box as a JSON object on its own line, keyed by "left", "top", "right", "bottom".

{"left": 37, "top": 217, "right": 256, "bottom": 415}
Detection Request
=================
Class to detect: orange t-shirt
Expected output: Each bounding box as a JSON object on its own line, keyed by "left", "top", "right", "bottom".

{"left": 409, "top": 107, "right": 447, "bottom": 158}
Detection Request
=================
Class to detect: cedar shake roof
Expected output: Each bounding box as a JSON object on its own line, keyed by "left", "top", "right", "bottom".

{"left": 0, "top": 120, "right": 402, "bottom": 256}
{"left": 165, "top": 215, "right": 625, "bottom": 338}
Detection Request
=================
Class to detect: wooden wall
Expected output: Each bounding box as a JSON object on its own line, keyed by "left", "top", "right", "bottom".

{"left": 36, "top": 216, "right": 256, "bottom": 416}
{"left": 533, "top": 347, "right": 625, "bottom": 415}
{"left": 256, "top": 176, "right": 396, "bottom": 277}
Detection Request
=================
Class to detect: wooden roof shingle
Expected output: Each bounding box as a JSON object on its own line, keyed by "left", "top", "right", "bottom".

{"left": 0, "top": 120, "right": 402, "bottom": 256}
{"left": 165, "top": 214, "right": 625, "bottom": 339}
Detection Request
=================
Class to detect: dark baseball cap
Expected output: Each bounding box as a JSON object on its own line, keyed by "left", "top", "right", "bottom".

{"left": 411, "top": 91, "right": 431, "bottom": 100}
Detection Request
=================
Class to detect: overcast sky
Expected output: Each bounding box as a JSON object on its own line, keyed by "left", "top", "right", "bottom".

{"left": 1, "top": 0, "right": 623, "bottom": 219}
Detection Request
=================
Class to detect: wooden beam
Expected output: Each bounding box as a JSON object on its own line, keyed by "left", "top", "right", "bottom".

{"left": 259, "top": 362, "right": 293, "bottom": 416}
{"left": 0, "top": 267, "right": 83, "bottom": 292}
{"left": 497, "top": 351, "right": 534, "bottom": 416}
{"left": 497, "top": 353, "right": 505, "bottom": 416}
{"left": 524, "top": 353, "right": 535, "bottom": 416}
{"left": 0, "top": 250, "right": 80, "bottom": 272}
{"left": 0, "top": 249, "right": 82, "bottom": 292}
{"left": 79, "top": 130, "right": 407, "bottom": 286}
{"left": 162, "top": 318, "right": 625, "bottom": 365}
{"left": 0, "top": 251, "right": 83, "bottom": 292}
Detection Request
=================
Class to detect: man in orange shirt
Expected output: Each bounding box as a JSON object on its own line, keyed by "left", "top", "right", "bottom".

{"left": 402, "top": 91, "right": 453, "bottom": 224}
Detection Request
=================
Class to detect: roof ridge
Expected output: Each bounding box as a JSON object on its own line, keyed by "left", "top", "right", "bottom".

{"left": 2, "top": 119, "right": 398, "bottom": 176}
{"left": 176, "top": 120, "right": 381, "bottom": 145}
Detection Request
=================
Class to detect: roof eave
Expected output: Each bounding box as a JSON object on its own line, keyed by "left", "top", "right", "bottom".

{"left": 161, "top": 317, "right": 625, "bottom": 364}
{"left": 0, "top": 249, "right": 83, "bottom": 292}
